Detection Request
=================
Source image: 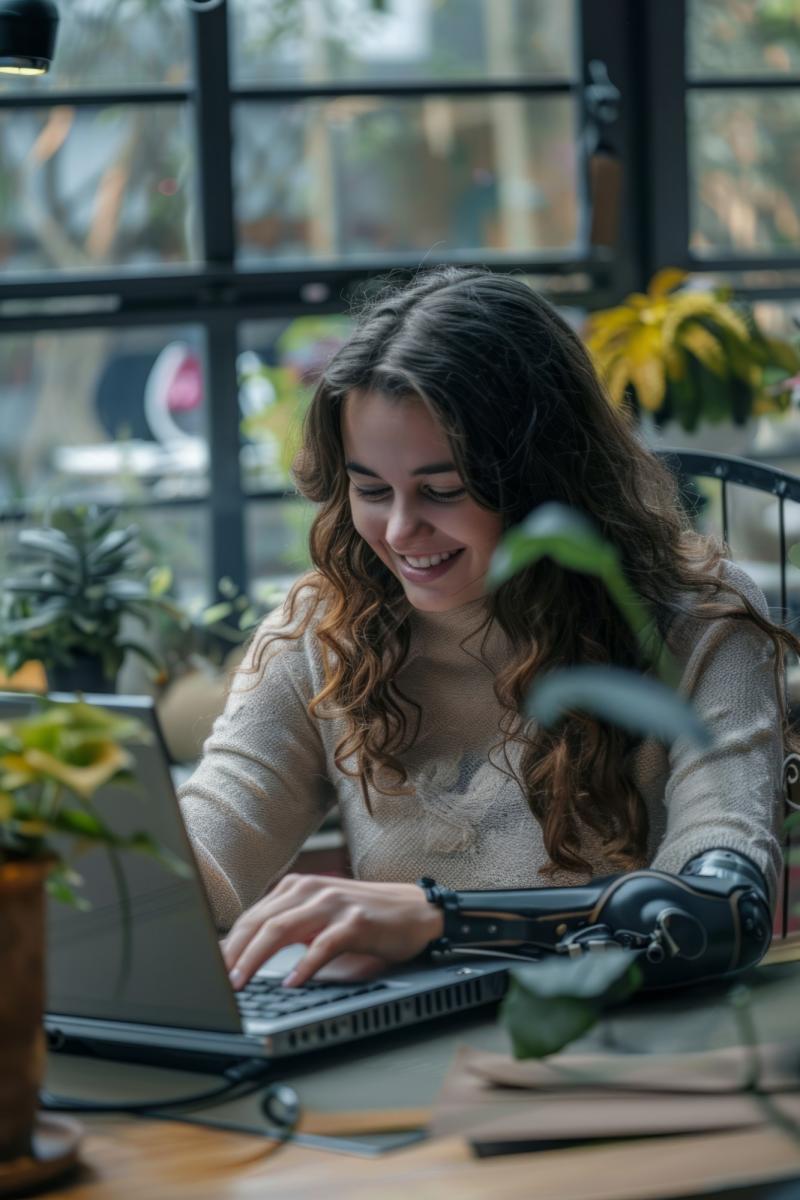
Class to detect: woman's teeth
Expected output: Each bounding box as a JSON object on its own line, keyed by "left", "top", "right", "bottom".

{"left": 403, "top": 550, "right": 457, "bottom": 568}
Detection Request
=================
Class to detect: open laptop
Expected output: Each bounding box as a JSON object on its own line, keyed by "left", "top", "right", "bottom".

{"left": 0, "top": 691, "right": 514, "bottom": 1063}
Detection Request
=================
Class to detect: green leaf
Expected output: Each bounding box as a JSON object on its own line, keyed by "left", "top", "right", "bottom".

{"left": 86, "top": 527, "right": 137, "bottom": 564}
{"left": 17, "top": 529, "right": 80, "bottom": 567}
{"left": 488, "top": 503, "right": 677, "bottom": 684}
{"left": 526, "top": 665, "right": 712, "bottom": 747}
{"left": 488, "top": 504, "right": 618, "bottom": 587}
{"left": 104, "top": 579, "right": 153, "bottom": 601}
{"left": 3, "top": 601, "right": 70, "bottom": 633}
{"left": 500, "top": 952, "right": 642, "bottom": 1059}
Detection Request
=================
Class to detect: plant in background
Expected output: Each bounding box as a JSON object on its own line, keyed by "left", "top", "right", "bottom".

{"left": 585, "top": 268, "right": 800, "bottom": 431}
{"left": 149, "top": 574, "right": 287, "bottom": 682}
{"left": 0, "top": 505, "right": 181, "bottom": 689}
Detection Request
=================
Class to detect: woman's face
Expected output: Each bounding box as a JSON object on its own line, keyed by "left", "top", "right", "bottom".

{"left": 341, "top": 389, "right": 503, "bottom": 612}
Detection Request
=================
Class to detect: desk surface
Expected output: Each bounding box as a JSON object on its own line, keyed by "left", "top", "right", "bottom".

{"left": 43, "top": 956, "right": 800, "bottom": 1200}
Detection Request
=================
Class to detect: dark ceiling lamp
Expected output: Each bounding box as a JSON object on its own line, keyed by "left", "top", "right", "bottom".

{"left": 0, "top": 0, "right": 59, "bottom": 76}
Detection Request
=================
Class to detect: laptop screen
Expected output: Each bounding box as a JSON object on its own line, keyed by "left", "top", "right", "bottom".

{"left": 0, "top": 692, "right": 241, "bottom": 1033}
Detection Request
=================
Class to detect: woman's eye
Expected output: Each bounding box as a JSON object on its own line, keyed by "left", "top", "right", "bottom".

{"left": 353, "top": 487, "right": 390, "bottom": 500}
{"left": 426, "top": 487, "right": 467, "bottom": 503}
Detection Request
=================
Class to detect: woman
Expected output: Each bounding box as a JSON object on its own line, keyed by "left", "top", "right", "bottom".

{"left": 179, "top": 267, "right": 796, "bottom": 992}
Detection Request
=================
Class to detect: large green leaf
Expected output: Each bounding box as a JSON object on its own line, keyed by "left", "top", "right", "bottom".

{"left": 488, "top": 504, "right": 676, "bottom": 684}
{"left": 488, "top": 505, "right": 618, "bottom": 586}
{"left": 501, "top": 952, "right": 642, "bottom": 1059}
{"left": 526, "top": 664, "right": 712, "bottom": 747}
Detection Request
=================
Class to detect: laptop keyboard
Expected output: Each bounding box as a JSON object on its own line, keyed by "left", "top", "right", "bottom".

{"left": 236, "top": 975, "right": 388, "bottom": 1021}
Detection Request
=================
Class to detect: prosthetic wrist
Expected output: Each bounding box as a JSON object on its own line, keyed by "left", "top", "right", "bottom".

{"left": 417, "top": 849, "right": 771, "bottom": 989}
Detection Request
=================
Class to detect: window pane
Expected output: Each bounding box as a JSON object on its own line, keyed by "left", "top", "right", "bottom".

{"left": 0, "top": 326, "right": 208, "bottom": 508}
{"left": 232, "top": 0, "right": 576, "bottom": 85}
{"left": 688, "top": 0, "right": 800, "bottom": 78}
{"left": 235, "top": 96, "right": 578, "bottom": 263}
{"left": 0, "top": 105, "right": 196, "bottom": 274}
{"left": 239, "top": 315, "right": 353, "bottom": 492}
{"left": 127, "top": 505, "right": 210, "bottom": 606}
{"left": 246, "top": 498, "right": 314, "bottom": 595}
{"left": 688, "top": 91, "right": 800, "bottom": 256}
{"left": 0, "top": 0, "right": 190, "bottom": 92}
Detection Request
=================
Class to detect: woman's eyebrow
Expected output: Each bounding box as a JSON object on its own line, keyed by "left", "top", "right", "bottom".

{"left": 345, "top": 460, "right": 458, "bottom": 477}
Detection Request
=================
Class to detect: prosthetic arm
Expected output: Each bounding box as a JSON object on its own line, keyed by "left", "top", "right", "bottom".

{"left": 419, "top": 849, "right": 771, "bottom": 989}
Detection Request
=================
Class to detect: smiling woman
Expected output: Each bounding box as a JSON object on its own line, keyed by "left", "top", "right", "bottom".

{"left": 178, "top": 266, "right": 798, "bottom": 993}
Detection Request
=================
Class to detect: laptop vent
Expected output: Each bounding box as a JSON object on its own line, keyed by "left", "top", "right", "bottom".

{"left": 277, "top": 971, "right": 507, "bottom": 1055}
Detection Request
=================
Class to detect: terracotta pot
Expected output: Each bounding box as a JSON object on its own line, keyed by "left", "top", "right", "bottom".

{"left": 0, "top": 860, "right": 52, "bottom": 1162}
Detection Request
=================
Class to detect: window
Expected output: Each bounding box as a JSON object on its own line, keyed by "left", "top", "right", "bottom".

{"left": 7, "top": 2, "right": 795, "bottom": 603}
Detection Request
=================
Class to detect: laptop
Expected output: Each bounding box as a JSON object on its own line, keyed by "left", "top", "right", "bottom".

{"left": 0, "top": 691, "right": 514, "bottom": 1063}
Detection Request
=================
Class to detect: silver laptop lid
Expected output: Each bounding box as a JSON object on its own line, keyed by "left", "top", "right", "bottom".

{"left": 0, "top": 691, "right": 242, "bottom": 1034}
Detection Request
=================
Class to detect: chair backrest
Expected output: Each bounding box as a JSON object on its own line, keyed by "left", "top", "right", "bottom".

{"left": 656, "top": 448, "right": 800, "bottom": 939}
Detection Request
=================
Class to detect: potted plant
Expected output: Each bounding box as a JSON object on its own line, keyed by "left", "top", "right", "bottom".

{"left": 0, "top": 697, "right": 186, "bottom": 1167}
{"left": 150, "top": 576, "right": 286, "bottom": 763}
{"left": 0, "top": 506, "right": 180, "bottom": 694}
{"left": 584, "top": 268, "right": 800, "bottom": 432}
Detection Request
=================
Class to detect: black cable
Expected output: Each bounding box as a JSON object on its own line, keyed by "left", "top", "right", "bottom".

{"left": 39, "top": 1056, "right": 275, "bottom": 1115}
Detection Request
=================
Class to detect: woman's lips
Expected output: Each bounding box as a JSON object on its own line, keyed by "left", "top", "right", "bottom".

{"left": 395, "top": 547, "right": 465, "bottom": 583}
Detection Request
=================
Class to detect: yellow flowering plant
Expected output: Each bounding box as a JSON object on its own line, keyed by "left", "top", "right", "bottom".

{"left": 0, "top": 699, "right": 187, "bottom": 906}
{"left": 585, "top": 269, "right": 800, "bottom": 431}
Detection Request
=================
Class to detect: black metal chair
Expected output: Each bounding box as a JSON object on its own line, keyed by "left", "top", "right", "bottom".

{"left": 657, "top": 448, "right": 800, "bottom": 939}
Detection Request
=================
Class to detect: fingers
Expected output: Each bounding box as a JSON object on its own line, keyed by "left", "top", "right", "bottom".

{"left": 283, "top": 913, "right": 370, "bottom": 988}
{"left": 221, "top": 874, "right": 317, "bottom": 971}
{"left": 226, "top": 898, "right": 327, "bottom": 990}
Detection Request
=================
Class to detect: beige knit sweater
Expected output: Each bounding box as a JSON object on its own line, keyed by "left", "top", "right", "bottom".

{"left": 178, "top": 563, "right": 784, "bottom": 931}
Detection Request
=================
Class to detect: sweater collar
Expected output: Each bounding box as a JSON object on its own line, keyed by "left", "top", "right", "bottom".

{"left": 407, "top": 595, "right": 509, "bottom": 666}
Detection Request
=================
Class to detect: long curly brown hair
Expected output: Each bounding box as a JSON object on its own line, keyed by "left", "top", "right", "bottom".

{"left": 245, "top": 266, "right": 799, "bottom": 875}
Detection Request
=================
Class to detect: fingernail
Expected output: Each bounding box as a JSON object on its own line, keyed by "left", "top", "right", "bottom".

{"left": 282, "top": 970, "right": 299, "bottom": 988}
{"left": 229, "top": 967, "right": 243, "bottom": 989}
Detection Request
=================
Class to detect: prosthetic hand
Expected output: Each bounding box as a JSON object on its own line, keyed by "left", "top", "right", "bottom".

{"left": 419, "top": 849, "right": 771, "bottom": 989}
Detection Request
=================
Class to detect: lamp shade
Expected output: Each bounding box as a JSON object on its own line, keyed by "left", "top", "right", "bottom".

{"left": 0, "top": 0, "right": 59, "bottom": 75}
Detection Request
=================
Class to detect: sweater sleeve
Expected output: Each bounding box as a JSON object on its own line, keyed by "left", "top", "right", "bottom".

{"left": 177, "top": 610, "right": 336, "bottom": 931}
{"left": 649, "top": 564, "right": 785, "bottom": 905}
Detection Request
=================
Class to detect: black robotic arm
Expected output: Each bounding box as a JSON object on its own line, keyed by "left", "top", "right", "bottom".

{"left": 419, "top": 850, "right": 771, "bottom": 988}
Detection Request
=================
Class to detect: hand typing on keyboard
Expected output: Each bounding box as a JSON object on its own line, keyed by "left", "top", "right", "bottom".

{"left": 220, "top": 874, "right": 444, "bottom": 991}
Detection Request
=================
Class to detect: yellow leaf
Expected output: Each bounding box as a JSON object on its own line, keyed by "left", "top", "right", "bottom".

{"left": 662, "top": 294, "right": 749, "bottom": 346}
{"left": 585, "top": 307, "right": 639, "bottom": 338}
{"left": 15, "top": 819, "right": 49, "bottom": 836}
{"left": 24, "top": 743, "right": 131, "bottom": 800}
{"left": 604, "top": 357, "right": 633, "bottom": 408}
{"left": 648, "top": 268, "right": 688, "bottom": 299}
{"left": 630, "top": 358, "right": 667, "bottom": 412}
{"left": 0, "top": 791, "right": 14, "bottom": 821}
{"left": 679, "top": 325, "right": 728, "bottom": 377}
{"left": 626, "top": 325, "right": 663, "bottom": 365}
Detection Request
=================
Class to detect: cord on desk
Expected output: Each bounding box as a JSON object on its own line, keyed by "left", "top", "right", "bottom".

{"left": 39, "top": 1057, "right": 278, "bottom": 1115}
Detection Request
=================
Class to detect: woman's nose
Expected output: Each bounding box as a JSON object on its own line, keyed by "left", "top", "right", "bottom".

{"left": 385, "top": 500, "right": 431, "bottom": 546}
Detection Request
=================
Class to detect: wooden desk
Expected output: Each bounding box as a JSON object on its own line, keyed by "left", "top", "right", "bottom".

{"left": 43, "top": 957, "right": 800, "bottom": 1200}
